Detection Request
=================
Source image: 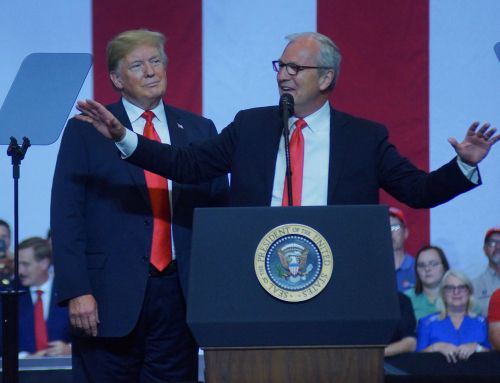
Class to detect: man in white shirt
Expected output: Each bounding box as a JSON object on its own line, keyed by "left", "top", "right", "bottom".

{"left": 76, "top": 31, "right": 499, "bottom": 211}
{"left": 17, "top": 237, "right": 71, "bottom": 356}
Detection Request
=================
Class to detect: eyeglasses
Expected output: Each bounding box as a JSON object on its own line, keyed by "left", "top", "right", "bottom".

{"left": 485, "top": 240, "right": 500, "bottom": 249}
{"left": 416, "top": 260, "right": 442, "bottom": 269}
{"left": 272, "top": 60, "right": 333, "bottom": 76}
{"left": 390, "top": 223, "right": 402, "bottom": 232}
{"left": 443, "top": 284, "right": 469, "bottom": 294}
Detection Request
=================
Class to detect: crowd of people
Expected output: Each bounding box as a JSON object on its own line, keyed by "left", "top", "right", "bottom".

{"left": 386, "top": 208, "right": 500, "bottom": 362}
{"left": 2, "top": 212, "right": 499, "bottom": 364}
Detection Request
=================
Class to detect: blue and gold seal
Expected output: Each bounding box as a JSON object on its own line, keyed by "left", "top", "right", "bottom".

{"left": 254, "top": 223, "right": 333, "bottom": 302}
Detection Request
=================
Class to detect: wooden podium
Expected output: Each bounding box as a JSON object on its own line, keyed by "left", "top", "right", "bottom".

{"left": 187, "top": 205, "right": 399, "bottom": 383}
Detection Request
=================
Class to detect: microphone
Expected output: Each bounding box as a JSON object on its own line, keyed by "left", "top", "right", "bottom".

{"left": 279, "top": 93, "right": 294, "bottom": 206}
{"left": 279, "top": 93, "right": 294, "bottom": 116}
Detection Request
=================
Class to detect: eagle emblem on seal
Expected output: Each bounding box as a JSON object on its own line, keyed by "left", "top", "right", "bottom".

{"left": 277, "top": 243, "right": 313, "bottom": 283}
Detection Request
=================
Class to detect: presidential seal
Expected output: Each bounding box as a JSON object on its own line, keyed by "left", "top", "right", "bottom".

{"left": 254, "top": 224, "right": 333, "bottom": 302}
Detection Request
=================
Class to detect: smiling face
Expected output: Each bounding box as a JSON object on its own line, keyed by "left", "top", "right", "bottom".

{"left": 276, "top": 37, "right": 334, "bottom": 118}
{"left": 442, "top": 274, "right": 470, "bottom": 312}
{"left": 110, "top": 44, "right": 167, "bottom": 110}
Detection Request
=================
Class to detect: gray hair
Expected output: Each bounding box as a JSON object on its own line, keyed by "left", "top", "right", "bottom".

{"left": 285, "top": 32, "right": 341, "bottom": 90}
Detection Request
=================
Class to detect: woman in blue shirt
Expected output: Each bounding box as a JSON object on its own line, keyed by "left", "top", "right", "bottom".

{"left": 416, "top": 269, "right": 490, "bottom": 363}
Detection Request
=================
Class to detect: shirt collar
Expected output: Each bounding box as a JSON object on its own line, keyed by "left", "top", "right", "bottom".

{"left": 29, "top": 273, "right": 52, "bottom": 295}
{"left": 290, "top": 101, "right": 330, "bottom": 133}
{"left": 121, "top": 97, "right": 166, "bottom": 125}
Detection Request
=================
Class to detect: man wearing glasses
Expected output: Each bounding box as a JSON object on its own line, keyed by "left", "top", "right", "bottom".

{"left": 389, "top": 207, "right": 415, "bottom": 292}
{"left": 473, "top": 228, "right": 500, "bottom": 316}
{"left": 77, "top": 32, "right": 498, "bottom": 214}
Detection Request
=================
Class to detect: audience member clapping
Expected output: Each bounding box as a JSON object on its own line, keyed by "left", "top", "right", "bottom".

{"left": 416, "top": 269, "right": 490, "bottom": 363}
{"left": 405, "top": 246, "right": 450, "bottom": 321}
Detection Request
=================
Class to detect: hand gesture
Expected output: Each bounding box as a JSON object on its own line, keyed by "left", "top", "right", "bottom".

{"left": 448, "top": 122, "right": 499, "bottom": 166}
{"left": 75, "top": 99, "right": 126, "bottom": 141}
{"left": 69, "top": 294, "right": 99, "bottom": 337}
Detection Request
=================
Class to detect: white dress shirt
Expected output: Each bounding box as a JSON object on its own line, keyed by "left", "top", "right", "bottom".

{"left": 120, "top": 97, "right": 176, "bottom": 260}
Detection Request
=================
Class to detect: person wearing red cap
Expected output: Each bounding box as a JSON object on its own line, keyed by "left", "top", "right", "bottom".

{"left": 389, "top": 207, "right": 415, "bottom": 292}
{"left": 487, "top": 288, "right": 500, "bottom": 350}
{"left": 472, "top": 228, "right": 500, "bottom": 315}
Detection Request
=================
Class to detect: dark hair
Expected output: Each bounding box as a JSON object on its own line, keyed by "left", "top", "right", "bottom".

{"left": 19, "top": 237, "right": 51, "bottom": 262}
{"left": 414, "top": 245, "right": 449, "bottom": 294}
{"left": 0, "top": 219, "right": 11, "bottom": 236}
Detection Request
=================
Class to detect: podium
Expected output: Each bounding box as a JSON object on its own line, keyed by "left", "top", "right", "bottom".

{"left": 187, "top": 205, "right": 400, "bottom": 383}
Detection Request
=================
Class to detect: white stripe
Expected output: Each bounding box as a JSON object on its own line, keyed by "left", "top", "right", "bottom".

{"left": 202, "top": 0, "right": 317, "bottom": 130}
{"left": 0, "top": 0, "right": 92, "bottom": 239}
{"left": 430, "top": 0, "right": 500, "bottom": 277}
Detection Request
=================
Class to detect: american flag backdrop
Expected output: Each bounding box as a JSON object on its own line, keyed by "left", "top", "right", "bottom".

{"left": 0, "top": 0, "right": 499, "bottom": 278}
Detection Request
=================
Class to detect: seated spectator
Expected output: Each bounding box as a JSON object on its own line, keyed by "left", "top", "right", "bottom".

{"left": 405, "top": 245, "right": 450, "bottom": 321}
{"left": 389, "top": 207, "right": 415, "bottom": 292}
{"left": 473, "top": 227, "right": 500, "bottom": 316}
{"left": 17, "top": 237, "right": 71, "bottom": 357}
{"left": 416, "top": 269, "right": 490, "bottom": 363}
{"left": 385, "top": 293, "right": 417, "bottom": 357}
{"left": 487, "top": 288, "right": 500, "bottom": 350}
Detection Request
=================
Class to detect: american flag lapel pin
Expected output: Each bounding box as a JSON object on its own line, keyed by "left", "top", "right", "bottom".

{"left": 177, "top": 122, "right": 184, "bottom": 129}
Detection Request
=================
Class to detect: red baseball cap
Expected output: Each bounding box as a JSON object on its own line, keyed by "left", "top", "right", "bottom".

{"left": 485, "top": 227, "right": 500, "bottom": 242}
{"left": 389, "top": 207, "right": 406, "bottom": 226}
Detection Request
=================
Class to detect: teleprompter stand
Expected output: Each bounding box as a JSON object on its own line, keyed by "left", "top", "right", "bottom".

{"left": 0, "top": 53, "right": 91, "bottom": 383}
{"left": 187, "top": 205, "right": 400, "bottom": 383}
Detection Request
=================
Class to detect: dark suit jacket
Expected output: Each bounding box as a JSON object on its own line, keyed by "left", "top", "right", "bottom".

{"left": 18, "top": 286, "right": 71, "bottom": 353}
{"left": 50, "top": 101, "right": 228, "bottom": 337}
{"left": 128, "top": 104, "right": 478, "bottom": 207}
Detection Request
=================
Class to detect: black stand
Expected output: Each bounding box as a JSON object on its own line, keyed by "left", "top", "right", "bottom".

{"left": 279, "top": 94, "right": 294, "bottom": 206}
{"left": 1, "top": 137, "right": 30, "bottom": 383}
{"left": 0, "top": 52, "right": 92, "bottom": 383}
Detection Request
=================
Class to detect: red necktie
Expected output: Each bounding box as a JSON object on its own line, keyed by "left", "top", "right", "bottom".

{"left": 142, "top": 111, "right": 172, "bottom": 271}
{"left": 282, "top": 118, "right": 307, "bottom": 206}
{"left": 34, "top": 289, "right": 48, "bottom": 351}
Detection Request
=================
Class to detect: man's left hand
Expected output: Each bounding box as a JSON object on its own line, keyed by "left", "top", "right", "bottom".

{"left": 448, "top": 121, "right": 499, "bottom": 166}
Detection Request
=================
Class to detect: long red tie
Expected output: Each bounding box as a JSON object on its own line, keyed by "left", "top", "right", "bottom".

{"left": 34, "top": 289, "right": 48, "bottom": 351}
{"left": 142, "top": 111, "right": 172, "bottom": 271}
{"left": 282, "top": 118, "right": 307, "bottom": 206}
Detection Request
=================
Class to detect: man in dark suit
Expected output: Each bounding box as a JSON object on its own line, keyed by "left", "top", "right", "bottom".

{"left": 16, "top": 237, "right": 71, "bottom": 356}
{"left": 77, "top": 31, "right": 498, "bottom": 209}
{"left": 51, "top": 29, "right": 228, "bottom": 382}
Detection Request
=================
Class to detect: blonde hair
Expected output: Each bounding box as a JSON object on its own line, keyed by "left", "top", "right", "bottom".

{"left": 436, "top": 269, "right": 477, "bottom": 319}
{"left": 106, "top": 29, "right": 167, "bottom": 73}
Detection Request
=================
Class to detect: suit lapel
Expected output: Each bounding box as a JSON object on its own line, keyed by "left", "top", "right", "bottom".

{"left": 109, "top": 102, "right": 151, "bottom": 208}
{"left": 327, "top": 107, "right": 348, "bottom": 204}
{"left": 263, "top": 109, "right": 284, "bottom": 205}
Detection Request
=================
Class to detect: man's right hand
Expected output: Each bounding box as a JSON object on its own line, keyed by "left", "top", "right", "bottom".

{"left": 75, "top": 99, "right": 126, "bottom": 141}
{"left": 69, "top": 294, "right": 99, "bottom": 337}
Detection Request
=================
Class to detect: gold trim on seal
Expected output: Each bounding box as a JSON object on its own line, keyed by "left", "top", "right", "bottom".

{"left": 254, "top": 223, "right": 333, "bottom": 303}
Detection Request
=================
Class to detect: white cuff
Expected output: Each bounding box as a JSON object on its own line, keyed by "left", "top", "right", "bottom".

{"left": 457, "top": 157, "right": 479, "bottom": 184}
{"left": 115, "top": 129, "right": 138, "bottom": 159}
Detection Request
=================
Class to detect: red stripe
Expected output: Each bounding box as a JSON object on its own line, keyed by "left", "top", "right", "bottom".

{"left": 92, "top": 0, "right": 201, "bottom": 114}
{"left": 318, "top": 0, "right": 429, "bottom": 255}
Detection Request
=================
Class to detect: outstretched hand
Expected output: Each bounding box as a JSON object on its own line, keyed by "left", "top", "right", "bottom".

{"left": 448, "top": 122, "right": 499, "bottom": 166}
{"left": 75, "top": 99, "right": 126, "bottom": 141}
